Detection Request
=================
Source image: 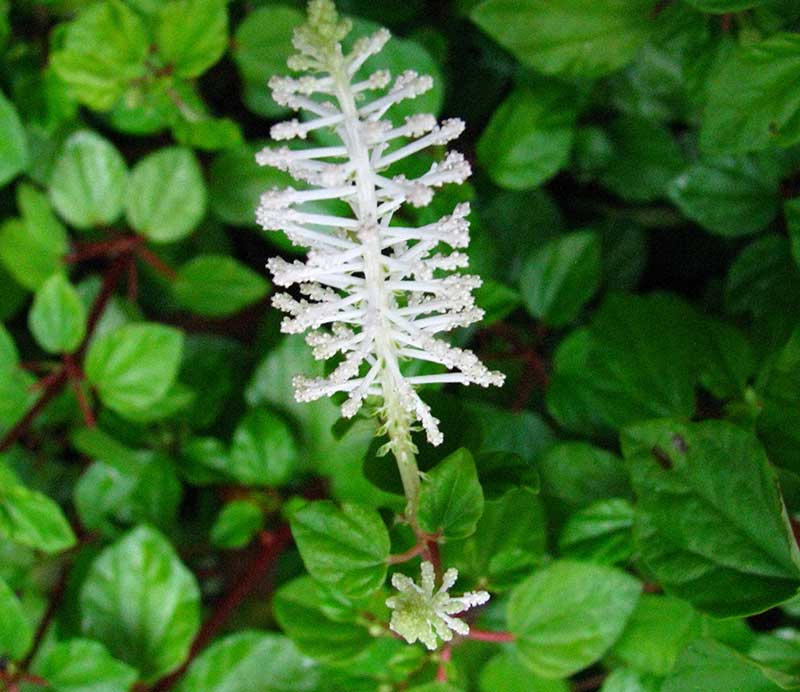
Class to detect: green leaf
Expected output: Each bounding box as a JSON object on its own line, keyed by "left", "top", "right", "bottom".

{"left": 418, "top": 448, "right": 484, "bottom": 540}
{"left": 0, "top": 184, "right": 68, "bottom": 291}
{"left": 85, "top": 323, "right": 184, "bottom": 417}
{"left": 477, "top": 80, "right": 579, "bottom": 190}
{"left": 621, "top": 419, "right": 800, "bottom": 617}
{"left": 0, "top": 480, "right": 77, "bottom": 554}
{"left": 668, "top": 154, "right": 781, "bottom": 236}
{"left": 662, "top": 640, "right": 787, "bottom": 692}
{"left": 700, "top": 33, "right": 800, "bottom": 154}
{"left": 156, "top": 0, "right": 228, "bottom": 78}
{"left": 788, "top": 198, "right": 800, "bottom": 269}
{"left": 126, "top": 147, "right": 207, "bottom": 243}
{"left": 80, "top": 525, "right": 201, "bottom": 682}
{"left": 471, "top": 0, "right": 654, "bottom": 78}
{"left": 273, "top": 576, "right": 373, "bottom": 663}
{"left": 0, "top": 90, "right": 29, "bottom": 186}
{"left": 520, "top": 230, "right": 601, "bottom": 327}
{"left": 229, "top": 408, "right": 299, "bottom": 487}
{"left": 29, "top": 274, "right": 87, "bottom": 354}
{"left": 441, "top": 488, "right": 546, "bottom": 591}
{"left": 0, "top": 575, "right": 32, "bottom": 660}
{"left": 290, "top": 501, "right": 390, "bottom": 598}
{"left": 211, "top": 500, "right": 264, "bottom": 549}
{"left": 558, "top": 498, "right": 634, "bottom": 565}
{"left": 176, "top": 631, "right": 319, "bottom": 692}
{"left": 611, "top": 595, "right": 703, "bottom": 676}
{"left": 601, "top": 668, "right": 662, "bottom": 692}
{"left": 233, "top": 6, "right": 304, "bottom": 118}
{"left": 600, "top": 116, "right": 685, "bottom": 203}
{"left": 697, "top": 319, "right": 755, "bottom": 401}
{"left": 49, "top": 130, "right": 129, "bottom": 230}
{"left": 34, "top": 638, "right": 139, "bottom": 692}
{"left": 546, "top": 294, "right": 700, "bottom": 436}
{"left": 684, "top": 0, "right": 769, "bottom": 11}
{"left": 508, "top": 560, "right": 641, "bottom": 678}
{"left": 50, "top": 0, "right": 149, "bottom": 111}
{"left": 174, "top": 255, "right": 269, "bottom": 317}
{"left": 480, "top": 651, "right": 570, "bottom": 692}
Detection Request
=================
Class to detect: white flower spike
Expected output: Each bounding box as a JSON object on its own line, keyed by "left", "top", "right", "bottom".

{"left": 257, "top": 0, "right": 503, "bottom": 515}
{"left": 386, "top": 561, "right": 490, "bottom": 650}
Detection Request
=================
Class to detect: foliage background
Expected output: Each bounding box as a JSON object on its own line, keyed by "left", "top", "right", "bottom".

{"left": 3, "top": 0, "right": 800, "bottom": 690}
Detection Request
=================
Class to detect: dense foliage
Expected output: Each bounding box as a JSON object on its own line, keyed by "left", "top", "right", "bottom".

{"left": 2, "top": 0, "right": 800, "bottom": 690}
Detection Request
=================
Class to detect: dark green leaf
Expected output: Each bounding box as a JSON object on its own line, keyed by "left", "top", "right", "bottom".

{"left": 477, "top": 81, "right": 579, "bottom": 190}
{"left": 480, "top": 651, "right": 570, "bottom": 692}
{"left": 174, "top": 255, "right": 269, "bottom": 317}
{"left": 471, "top": 0, "right": 654, "bottom": 78}
{"left": 520, "top": 230, "right": 601, "bottom": 326}
{"left": 622, "top": 419, "right": 800, "bottom": 617}
{"left": 558, "top": 498, "right": 634, "bottom": 565}
{"left": 229, "top": 408, "right": 299, "bottom": 487}
{"left": 668, "top": 154, "right": 781, "bottom": 236}
{"left": 418, "top": 448, "right": 484, "bottom": 540}
{"left": 211, "top": 500, "right": 264, "bottom": 549}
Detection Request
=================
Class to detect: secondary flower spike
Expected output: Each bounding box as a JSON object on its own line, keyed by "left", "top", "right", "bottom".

{"left": 256, "top": 1, "right": 503, "bottom": 452}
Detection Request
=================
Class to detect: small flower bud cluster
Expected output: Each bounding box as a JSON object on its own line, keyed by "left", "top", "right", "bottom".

{"left": 256, "top": 0, "right": 504, "bottom": 446}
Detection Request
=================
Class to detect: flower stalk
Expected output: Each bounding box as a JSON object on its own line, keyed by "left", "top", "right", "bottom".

{"left": 256, "top": 0, "right": 504, "bottom": 523}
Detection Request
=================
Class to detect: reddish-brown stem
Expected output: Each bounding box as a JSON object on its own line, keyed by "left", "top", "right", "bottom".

{"left": 466, "top": 628, "right": 515, "bottom": 643}
{"left": 128, "top": 258, "right": 139, "bottom": 303}
{"left": 65, "top": 236, "right": 142, "bottom": 264}
{"left": 150, "top": 525, "right": 293, "bottom": 692}
{"left": 0, "top": 369, "right": 68, "bottom": 453}
{"left": 423, "top": 539, "right": 442, "bottom": 578}
{"left": 63, "top": 354, "right": 95, "bottom": 428}
{"left": 436, "top": 644, "right": 452, "bottom": 682}
{"left": 572, "top": 673, "right": 607, "bottom": 692}
{"left": 137, "top": 246, "right": 177, "bottom": 281}
{"left": 387, "top": 542, "right": 426, "bottom": 565}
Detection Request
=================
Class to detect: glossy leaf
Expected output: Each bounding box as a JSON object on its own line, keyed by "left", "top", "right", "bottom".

{"left": 29, "top": 273, "right": 87, "bottom": 354}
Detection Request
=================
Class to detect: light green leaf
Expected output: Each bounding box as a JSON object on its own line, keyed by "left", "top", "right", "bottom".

{"left": 0, "top": 184, "right": 68, "bottom": 290}
{"left": 701, "top": 33, "right": 800, "bottom": 154}
{"left": 290, "top": 501, "right": 390, "bottom": 598}
{"left": 126, "top": 147, "right": 206, "bottom": 243}
{"left": 50, "top": 0, "right": 149, "bottom": 111}
{"left": 0, "top": 90, "right": 29, "bottom": 186}
{"left": 0, "top": 480, "right": 77, "bottom": 554}
{"left": 156, "top": 0, "right": 228, "bottom": 78}
{"left": 174, "top": 255, "right": 269, "bottom": 316}
{"left": 176, "top": 631, "right": 319, "bottom": 692}
{"left": 508, "top": 560, "right": 641, "bottom": 678}
{"left": 0, "top": 575, "right": 32, "bottom": 660}
{"left": 668, "top": 154, "right": 781, "bottom": 236}
{"left": 211, "top": 500, "right": 264, "bottom": 549}
{"left": 622, "top": 419, "right": 800, "bottom": 616}
{"left": 558, "top": 498, "right": 634, "bottom": 565}
{"left": 418, "top": 448, "right": 484, "bottom": 540}
{"left": 29, "top": 273, "right": 87, "bottom": 354}
{"left": 80, "top": 525, "right": 201, "bottom": 682}
{"left": 85, "top": 323, "right": 184, "bottom": 417}
{"left": 480, "top": 651, "right": 569, "bottom": 692}
{"left": 520, "top": 230, "right": 601, "bottom": 327}
{"left": 477, "top": 81, "right": 579, "bottom": 190}
{"left": 229, "top": 408, "right": 298, "bottom": 487}
{"left": 34, "top": 638, "right": 139, "bottom": 692}
{"left": 471, "top": 0, "right": 653, "bottom": 78}
{"left": 49, "top": 130, "right": 129, "bottom": 230}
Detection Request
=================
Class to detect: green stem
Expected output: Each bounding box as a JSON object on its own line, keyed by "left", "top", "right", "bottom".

{"left": 384, "top": 386, "right": 421, "bottom": 526}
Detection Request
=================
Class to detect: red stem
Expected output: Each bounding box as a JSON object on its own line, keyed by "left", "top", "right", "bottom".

{"left": 63, "top": 354, "right": 95, "bottom": 428}
{"left": 436, "top": 644, "right": 451, "bottom": 682}
{"left": 137, "top": 246, "right": 177, "bottom": 281}
{"left": 150, "top": 525, "right": 293, "bottom": 692}
{"left": 387, "top": 542, "right": 426, "bottom": 565}
{"left": 466, "top": 628, "right": 515, "bottom": 643}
